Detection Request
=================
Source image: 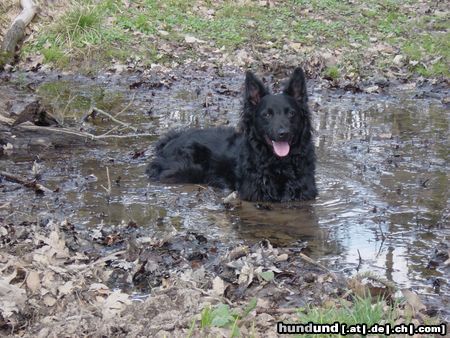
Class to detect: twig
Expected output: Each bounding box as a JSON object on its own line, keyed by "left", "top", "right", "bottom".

{"left": 100, "top": 167, "right": 112, "bottom": 199}
{"left": 0, "top": 170, "right": 53, "bottom": 194}
{"left": 59, "top": 93, "right": 78, "bottom": 124}
{"left": 378, "top": 223, "right": 385, "bottom": 241}
{"left": 298, "top": 253, "right": 338, "bottom": 281}
{"left": 376, "top": 223, "right": 386, "bottom": 258}
{"left": 92, "top": 107, "right": 137, "bottom": 132}
{"left": 356, "top": 249, "right": 362, "bottom": 271}
{"left": 114, "top": 92, "right": 136, "bottom": 118}
{"left": 96, "top": 125, "right": 120, "bottom": 137}
{"left": 18, "top": 123, "right": 154, "bottom": 139}
{"left": 259, "top": 307, "right": 298, "bottom": 315}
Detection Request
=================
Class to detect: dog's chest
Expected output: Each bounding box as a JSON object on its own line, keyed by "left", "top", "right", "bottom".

{"left": 262, "top": 160, "right": 297, "bottom": 183}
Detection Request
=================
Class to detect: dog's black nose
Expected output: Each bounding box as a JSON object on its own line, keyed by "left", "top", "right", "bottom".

{"left": 277, "top": 129, "right": 289, "bottom": 140}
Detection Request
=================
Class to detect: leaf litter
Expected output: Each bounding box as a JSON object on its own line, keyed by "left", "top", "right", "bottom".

{"left": 1, "top": 0, "right": 448, "bottom": 332}
{"left": 0, "top": 214, "right": 439, "bottom": 336}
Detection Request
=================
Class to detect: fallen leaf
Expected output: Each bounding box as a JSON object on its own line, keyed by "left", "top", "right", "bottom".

{"left": 393, "top": 55, "right": 404, "bottom": 66}
{"left": 256, "top": 297, "right": 270, "bottom": 309}
{"left": 238, "top": 263, "right": 254, "bottom": 287}
{"left": 43, "top": 294, "right": 57, "bottom": 307}
{"left": 276, "top": 254, "right": 288, "bottom": 262}
{"left": 0, "top": 278, "right": 27, "bottom": 317}
{"left": 258, "top": 270, "right": 274, "bottom": 282}
{"left": 364, "top": 85, "right": 380, "bottom": 94}
{"left": 402, "top": 289, "right": 426, "bottom": 313}
{"left": 348, "top": 277, "right": 368, "bottom": 297}
{"left": 26, "top": 271, "right": 41, "bottom": 294}
{"left": 102, "top": 291, "right": 131, "bottom": 320}
{"left": 185, "top": 35, "right": 205, "bottom": 44}
{"left": 58, "top": 281, "right": 74, "bottom": 296}
{"left": 211, "top": 276, "right": 225, "bottom": 296}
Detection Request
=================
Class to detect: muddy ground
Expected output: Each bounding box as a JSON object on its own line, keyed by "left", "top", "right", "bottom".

{"left": 0, "top": 63, "right": 449, "bottom": 337}
{"left": 0, "top": 1, "right": 449, "bottom": 335}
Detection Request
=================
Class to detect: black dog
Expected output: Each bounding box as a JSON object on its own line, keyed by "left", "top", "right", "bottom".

{"left": 147, "top": 67, "right": 317, "bottom": 202}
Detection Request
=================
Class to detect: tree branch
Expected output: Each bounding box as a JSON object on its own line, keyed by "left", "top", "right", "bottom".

{"left": 1, "top": 0, "right": 38, "bottom": 67}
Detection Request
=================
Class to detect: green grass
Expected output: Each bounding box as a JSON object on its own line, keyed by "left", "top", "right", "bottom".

{"left": 189, "top": 295, "right": 413, "bottom": 338}
{"left": 41, "top": 46, "right": 67, "bottom": 66}
{"left": 402, "top": 33, "right": 449, "bottom": 77}
{"left": 25, "top": 0, "right": 450, "bottom": 78}
{"left": 190, "top": 299, "right": 257, "bottom": 337}
{"left": 295, "top": 296, "right": 403, "bottom": 338}
{"left": 323, "top": 66, "right": 340, "bottom": 80}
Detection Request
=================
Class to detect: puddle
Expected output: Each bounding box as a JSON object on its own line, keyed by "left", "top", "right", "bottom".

{"left": 0, "top": 69, "right": 448, "bottom": 319}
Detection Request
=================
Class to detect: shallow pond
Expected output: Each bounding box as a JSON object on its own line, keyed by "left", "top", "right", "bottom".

{"left": 1, "top": 69, "right": 448, "bottom": 319}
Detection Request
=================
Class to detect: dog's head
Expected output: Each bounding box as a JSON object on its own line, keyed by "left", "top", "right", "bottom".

{"left": 241, "top": 67, "right": 312, "bottom": 158}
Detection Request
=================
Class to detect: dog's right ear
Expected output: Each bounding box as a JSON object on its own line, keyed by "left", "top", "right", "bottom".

{"left": 245, "top": 71, "right": 267, "bottom": 107}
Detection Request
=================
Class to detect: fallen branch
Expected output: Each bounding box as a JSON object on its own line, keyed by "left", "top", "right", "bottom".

{"left": 0, "top": 170, "right": 53, "bottom": 194}
{"left": 0, "top": 0, "right": 38, "bottom": 67}
{"left": 17, "top": 123, "right": 154, "bottom": 140}
{"left": 259, "top": 307, "right": 298, "bottom": 315}
{"left": 91, "top": 107, "right": 137, "bottom": 132}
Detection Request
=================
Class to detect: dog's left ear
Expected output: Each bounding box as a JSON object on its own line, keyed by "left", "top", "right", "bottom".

{"left": 283, "top": 67, "right": 308, "bottom": 104}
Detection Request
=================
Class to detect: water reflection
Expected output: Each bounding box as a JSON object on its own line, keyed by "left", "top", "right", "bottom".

{"left": 1, "top": 75, "right": 448, "bottom": 318}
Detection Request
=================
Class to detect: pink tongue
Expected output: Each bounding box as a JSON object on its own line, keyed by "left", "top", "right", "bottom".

{"left": 272, "top": 141, "right": 290, "bottom": 157}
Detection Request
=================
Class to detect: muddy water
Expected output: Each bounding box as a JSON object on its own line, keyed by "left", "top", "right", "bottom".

{"left": 1, "top": 71, "right": 448, "bottom": 318}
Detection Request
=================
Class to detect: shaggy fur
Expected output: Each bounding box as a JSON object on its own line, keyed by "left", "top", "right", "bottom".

{"left": 147, "top": 67, "right": 317, "bottom": 202}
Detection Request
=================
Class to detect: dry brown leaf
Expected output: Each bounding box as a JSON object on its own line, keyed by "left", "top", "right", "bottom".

{"left": 41, "top": 271, "right": 57, "bottom": 295}
{"left": 276, "top": 254, "right": 288, "bottom": 262}
{"left": 256, "top": 297, "right": 270, "bottom": 309}
{"left": 43, "top": 294, "right": 57, "bottom": 307}
{"left": 211, "top": 276, "right": 225, "bottom": 297}
{"left": 393, "top": 55, "right": 404, "bottom": 66}
{"left": 238, "top": 263, "right": 254, "bottom": 287}
{"left": 57, "top": 281, "right": 74, "bottom": 296}
{"left": 0, "top": 278, "right": 27, "bottom": 317}
{"left": 26, "top": 270, "right": 41, "bottom": 294}
{"left": 347, "top": 277, "right": 368, "bottom": 297}
{"left": 364, "top": 85, "right": 380, "bottom": 94}
{"left": 185, "top": 35, "right": 205, "bottom": 44}
{"left": 0, "top": 225, "right": 8, "bottom": 236}
{"left": 47, "top": 229, "right": 70, "bottom": 259}
{"left": 402, "top": 289, "right": 426, "bottom": 313}
{"left": 33, "top": 223, "right": 70, "bottom": 265}
{"left": 102, "top": 291, "right": 131, "bottom": 320}
{"left": 256, "top": 313, "right": 275, "bottom": 326}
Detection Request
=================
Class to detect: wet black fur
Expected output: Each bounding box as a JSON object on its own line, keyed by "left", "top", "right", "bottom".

{"left": 147, "top": 67, "right": 317, "bottom": 202}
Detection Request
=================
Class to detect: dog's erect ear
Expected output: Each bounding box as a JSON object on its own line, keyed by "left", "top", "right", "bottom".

{"left": 283, "top": 67, "right": 308, "bottom": 104}
{"left": 245, "top": 71, "right": 267, "bottom": 107}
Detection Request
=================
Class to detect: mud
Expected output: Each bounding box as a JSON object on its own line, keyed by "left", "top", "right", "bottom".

{"left": 0, "top": 66, "right": 449, "bottom": 334}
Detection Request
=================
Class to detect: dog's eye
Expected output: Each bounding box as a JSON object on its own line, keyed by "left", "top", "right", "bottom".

{"left": 288, "top": 111, "right": 296, "bottom": 118}
{"left": 263, "top": 111, "right": 273, "bottom": 118}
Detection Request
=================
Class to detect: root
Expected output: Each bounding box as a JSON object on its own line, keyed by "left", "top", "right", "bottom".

{"left": 0, "top": 0, "right": 38, "bottom": 67}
